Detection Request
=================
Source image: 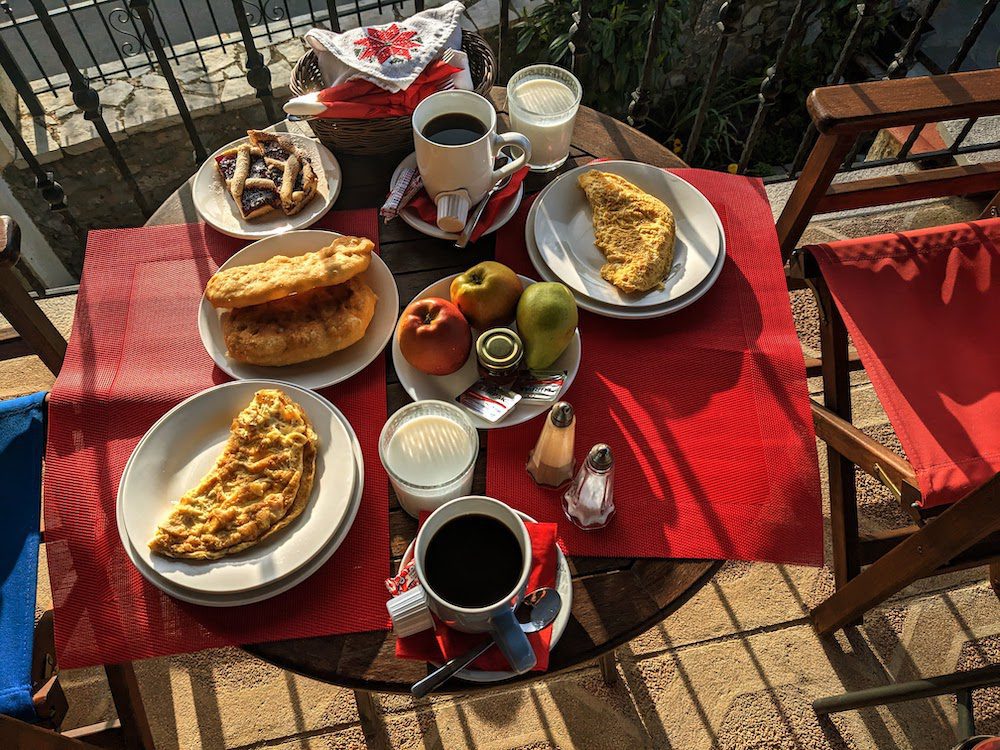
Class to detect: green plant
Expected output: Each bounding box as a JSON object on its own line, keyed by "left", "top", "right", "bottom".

{"left": 512, "top": 0, "right": 687, "bottom": 119}
{"left": 512, "top": 0, "right": 897, "bottom": 174}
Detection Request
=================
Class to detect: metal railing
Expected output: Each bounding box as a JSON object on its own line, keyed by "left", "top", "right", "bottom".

{"left": 1, "top": 0, "right": 999, "bottom": 295}
{"left": 0, "top": 0, "right": 409, "bottom": 97}
{"left": 585, "top": 0, "right": 1000, "bottom": 182}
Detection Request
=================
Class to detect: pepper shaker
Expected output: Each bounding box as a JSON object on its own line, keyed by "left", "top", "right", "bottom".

{"left": 526, "top": 402, "right": 576, "bottom": 488}
{"left": 563, "top": 444, "right": 615, "bottom": 530}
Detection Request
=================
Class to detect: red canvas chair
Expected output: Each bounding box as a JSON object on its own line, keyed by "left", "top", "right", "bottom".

{"left": 776, "top": 68, "right": 1000, "bottom": 636}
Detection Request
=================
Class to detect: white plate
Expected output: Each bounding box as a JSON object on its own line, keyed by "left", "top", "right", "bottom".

{"left": 392, "top": 274, "right": 581, "bottom": 429}
{"left": 193, "top": 131, "right": 341, "bottom": 240}
{"left": 198, "top": 230, "right": 399, "bottom": 391}
{"left": 389, "top": 152, "right": 524, "bottom": 241}
{"left": 118, "top": 380, "right": 357, "bottom": 595}
{"left": 532, "top": 161, "right": 723, "bottom": 308}
{"left": 526, "top": 179, "right": 726, "bottom": 320}
{"left": 398, "top": 508, "right": 572, "bottom": 684}
{"left": 117, "top": 383, "right": 366, "bottom": 606}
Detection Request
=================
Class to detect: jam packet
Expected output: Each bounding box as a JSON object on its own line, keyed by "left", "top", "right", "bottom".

{"left": 513, "top": 370, "right": 567, "bottom": 402}
{"left": 456, "top": 379, "right": 521, "bottom": 423}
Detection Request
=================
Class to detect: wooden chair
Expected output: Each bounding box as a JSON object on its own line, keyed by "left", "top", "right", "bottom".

{"left": 776, "top": 68, "right": 1000, "bottom": 636}
{"left": 0, "top": 216, "right": 67, "bottom": 375}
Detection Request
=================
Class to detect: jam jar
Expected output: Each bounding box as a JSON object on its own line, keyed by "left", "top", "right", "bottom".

{"left": 475, "top": 328, "right": 523, "bottom": 388}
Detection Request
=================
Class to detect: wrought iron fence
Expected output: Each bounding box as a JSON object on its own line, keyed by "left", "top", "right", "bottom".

{"left": 0, "top": 0, "right": 411, "bottom": 99}
{"left": 1, "top": 0, "right": 999, "bottom": 296}
{"left": 598, "top": 0, "right": 1000, "bottom": 182}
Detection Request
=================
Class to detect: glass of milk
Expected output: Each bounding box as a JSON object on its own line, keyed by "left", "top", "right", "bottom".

{"left": 507, "top": 64, "right": 582, "bottom": 172}
{"left": 378, "top": 400, "right": 479, "bottom": 517}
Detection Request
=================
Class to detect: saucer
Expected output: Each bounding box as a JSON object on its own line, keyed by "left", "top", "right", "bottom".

{"left": 397, "top": 508, "right": 573, "bottom": 684}
{"left": 389, "top": 152, "right": 524, "bottom": 241}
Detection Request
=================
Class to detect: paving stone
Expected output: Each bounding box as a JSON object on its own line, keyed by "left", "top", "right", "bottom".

{"left": 220, "top": 76, "right": 258, "bottom": 111}
{"left": 137, "top": 72, "right": 171, "bottom": 91}
{"left": 122, "top": 90, "right": 181, "bottom": 134}
{"left": 175, "top": 64, "right": 206, "bottom": 85}
{"left": 179, "top": 92, "right": 223, "bottom": 116}
{"left": 199, "top": 47, "right": 238, "bottom": 76}
{"left": 98, "top": 80, "right": 134, "bottom": 108}
{"left": 273, "top": 37, "right": 307, "bottom": 64}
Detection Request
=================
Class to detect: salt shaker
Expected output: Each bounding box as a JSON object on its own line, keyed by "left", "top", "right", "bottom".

{"left": 563, "top": 444, "right": 615, "bottom": 530}
{"left": 526, "top": 402, "right": 576, "bottom": 488}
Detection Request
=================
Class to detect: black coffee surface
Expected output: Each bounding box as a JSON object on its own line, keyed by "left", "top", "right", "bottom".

{"left": 422, "top": 113, "right": 487, "bottom": 146}
{"left": 423, "top": 514, "right": 522, "bottom": 608}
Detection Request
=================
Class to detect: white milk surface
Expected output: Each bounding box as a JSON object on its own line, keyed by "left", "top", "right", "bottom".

{"left": 384, "top": 414, "right": 475, "bottom": 514}
{"left": 510, "top": 78, "right": 578, "bottom": 169}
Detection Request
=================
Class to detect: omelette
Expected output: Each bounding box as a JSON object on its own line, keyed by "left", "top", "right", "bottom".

{"left": 578, "top": 170, "right": 676, "bottom": 294}
{"left": 149, "top": 389, "right": 318, "bottom": 560}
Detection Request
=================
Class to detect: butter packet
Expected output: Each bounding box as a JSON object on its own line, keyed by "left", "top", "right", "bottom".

{"left": 456, "top": 380, "right": 522, "bottom": 423}
{"left": 513, "top": 370, "right": 567, "bottom": 402}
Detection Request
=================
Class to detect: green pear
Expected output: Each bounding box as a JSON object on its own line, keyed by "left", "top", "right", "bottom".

{"left": 516, "top": 282, "right": 578, "bottom": 370}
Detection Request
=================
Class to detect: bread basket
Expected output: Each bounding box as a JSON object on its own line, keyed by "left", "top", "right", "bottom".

{"left": 289, "top": 31, "right": 496, "bottom": 155}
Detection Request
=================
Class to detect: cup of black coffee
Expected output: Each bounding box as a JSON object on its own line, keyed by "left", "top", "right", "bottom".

{"left": 411, "top": 91, "right": 531, "bottom": 233}
{"left": 413, "top": 496, "right": 536, "bottom": 674}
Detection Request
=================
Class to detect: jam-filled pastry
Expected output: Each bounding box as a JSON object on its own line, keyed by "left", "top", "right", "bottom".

{"left": 248, "top": 130, "right": 319, "bottom": 216}
{"left": 215, "top": 144, "right": 282, "bottom": 220}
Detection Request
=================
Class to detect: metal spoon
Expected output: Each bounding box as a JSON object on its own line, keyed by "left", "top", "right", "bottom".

{"left": 454, "top": 151, "right": 515, "bottom": 249}
{"left": 410, "top": 587, "right": 562, "bottom": 698}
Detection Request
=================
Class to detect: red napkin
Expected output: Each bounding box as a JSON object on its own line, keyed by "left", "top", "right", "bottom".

{"left": 315, "top": 60, "right": 461, "bottom": 119}
{"left": 408, "top": 166, "right": 529, "bottom": 243}
{"left": 395, "top": 522, "right": 559, "bottom": 672}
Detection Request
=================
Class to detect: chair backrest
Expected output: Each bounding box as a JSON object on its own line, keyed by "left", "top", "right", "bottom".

{"left": 0, "top": 217, "right": 67, "bottom": 374}
{"left": 0, "top": 392, "right": 46, "bottom": 722}
{"left": 776, "top": 68, "right": 1000, "bottom": 262}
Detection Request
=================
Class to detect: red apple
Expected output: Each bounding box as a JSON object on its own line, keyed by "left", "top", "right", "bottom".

{"left": 397, "top": 297, "right": 472, "bottom": 376}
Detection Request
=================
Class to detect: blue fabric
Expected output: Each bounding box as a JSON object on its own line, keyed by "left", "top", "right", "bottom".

{"left": 0, "top": 392, "right": 45, "bottom": 721}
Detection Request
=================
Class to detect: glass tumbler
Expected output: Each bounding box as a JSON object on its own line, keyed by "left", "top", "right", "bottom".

{"left": 507, "top": 64, "right": 582, "bottom": 172}
{"left": 379, "top": 400, "right": 479, "bottom": 518}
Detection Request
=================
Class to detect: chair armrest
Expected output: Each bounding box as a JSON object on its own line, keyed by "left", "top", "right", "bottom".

{"left": 808, "top": 69, "right": 1000, "bottom": 135}
{"left": 810, "top": 399, "right": 920, "bottom": 498}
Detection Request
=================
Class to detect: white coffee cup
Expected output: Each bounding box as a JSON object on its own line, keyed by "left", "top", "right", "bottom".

{"left": 412, "top": 91, "right": 531, "bottom": 233}
{"left": 413, "top": 495, "right": 537, "bottom": 674}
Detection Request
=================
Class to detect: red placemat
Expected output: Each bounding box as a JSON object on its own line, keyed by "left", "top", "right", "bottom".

{"left": 809, "top": 219, "right": 1000, "bottom": 509}
{"left": 488, "top": 169, "right": 822, "bottom": 565}
{"left": 44, "top": 211, "right": 392, "bottom": 669}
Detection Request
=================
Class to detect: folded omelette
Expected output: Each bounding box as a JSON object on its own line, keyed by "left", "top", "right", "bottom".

{"left": 149, "top": 389, "right": 318, "bottom": 560}
{"left": 578, "top": 170, "right": 676, "bottom": 294}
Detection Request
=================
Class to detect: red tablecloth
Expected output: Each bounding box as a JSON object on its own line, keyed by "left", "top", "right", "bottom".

{"left": 488, "top": 170, "right": 823, "bottom": 565}
{"left": 44, "top": 211, "right": 391, "bottom": 669}
{"left": 809, "top": 218, "right": 1000, "bottom": 508}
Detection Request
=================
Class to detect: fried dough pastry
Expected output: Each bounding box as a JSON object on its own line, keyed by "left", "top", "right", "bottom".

{"left": 222, "top": 276, "right": 378, "bottom": 366}
{"left": 578, "top": 170, "right": 676, "bottom": 294}
{"left": 149, "top": 389, "right": 318, "bottom": 560}
{"left": 205, "top": 235, "right": 374, "bottom": 309}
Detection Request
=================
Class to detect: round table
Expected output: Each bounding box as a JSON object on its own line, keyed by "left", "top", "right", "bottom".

{"left": 148, "top": 88, "right": 721, "bottom": 701}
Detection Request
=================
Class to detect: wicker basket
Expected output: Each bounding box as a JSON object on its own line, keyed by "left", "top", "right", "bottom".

{"left": 290, "top": 31, "right": 496, "bottom": 156}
